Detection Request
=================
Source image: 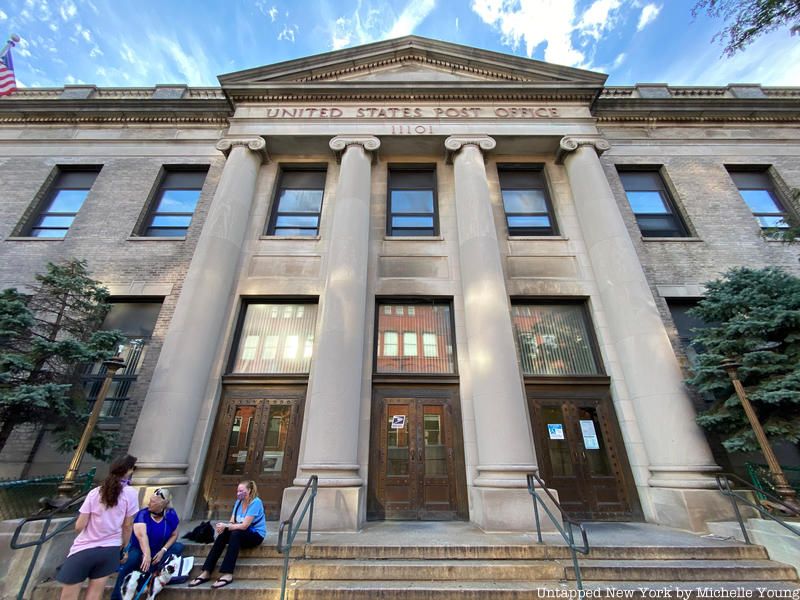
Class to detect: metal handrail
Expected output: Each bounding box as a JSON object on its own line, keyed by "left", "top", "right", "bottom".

{"left": 715, "top": 472, "right": 800, "bottom": 545}
{"left": 9, "top": 487, "right": 92, "bottom": 600}
{"left": 275, "top": 475, "right": 318, "bottom": 600}
{"left": 527, "top": 472, "right": 589, "bottom": 591}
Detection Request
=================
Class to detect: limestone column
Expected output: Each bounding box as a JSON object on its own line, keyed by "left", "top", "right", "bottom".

{"left": 446, "top": 136, "right": 548, "bottom": 531}
{"left": 557, "top": 137, "right": 723, "bottom": 529}
{"left": 128, "top": 137, "right": 268, "bottom": 511}
{"left": 282, "top": 136, "right": 379, "bottom": 531}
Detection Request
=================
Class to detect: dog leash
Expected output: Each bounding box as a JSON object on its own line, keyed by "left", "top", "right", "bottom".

{"left": 131, "top": 570, "right": 154, "bottom": 600}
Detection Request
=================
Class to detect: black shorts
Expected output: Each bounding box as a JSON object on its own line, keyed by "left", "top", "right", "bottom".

{"left": 56, "top": 546, "right": 119, "bottom": 584}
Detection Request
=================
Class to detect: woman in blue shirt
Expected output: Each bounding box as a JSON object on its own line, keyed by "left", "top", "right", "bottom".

{"left": 188, "top": 480, "right": 265, "bottom": 589}
{"left": 111, "top": 488, "right": 183, "bottom": 600}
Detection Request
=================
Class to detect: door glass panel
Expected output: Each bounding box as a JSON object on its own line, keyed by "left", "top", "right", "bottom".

{"left": 542, "top": 406, "right": 573, "bottom": 476}
{"left": 261, "top": 404, "right": 290, "bottom": 473}
{"left": 223, "top": 405, "right": 257, "bottom": 475}
{"left": 387, "top": 405, "right": 410, "bottom": 476}
{"left": 578, "top": 407, "right": 611, "bottom": 476}
{"left": 423, "top": 406, "right": 447, "bottom": 476}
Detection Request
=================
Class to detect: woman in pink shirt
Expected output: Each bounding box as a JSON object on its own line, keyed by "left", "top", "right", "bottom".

{"left": 56, "top": 455, "right": 139, "bottom": 600}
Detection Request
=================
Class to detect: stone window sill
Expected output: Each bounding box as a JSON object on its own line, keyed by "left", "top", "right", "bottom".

{"left": 5, "top": 236, "right": 63, "bottom": 241}
{"left": 127, "top": 236, "right": 186, "bottom": 241}
{"left": 384, "top": 235, "right": 444, "bottom": 241}
{"left": 641, "top": 237, "right": 703, "bottom": 243}
{"left": 509, "top": 235, "right": 570, "bottom": 241}
{"left": 259, "top": 235, "right": 321, "bottom": 241}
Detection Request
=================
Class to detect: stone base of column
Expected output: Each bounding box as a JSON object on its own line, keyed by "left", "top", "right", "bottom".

{"left": 647, "top": 487, "right": 758, "bottom": 532}
{"left": 281, "top": 485, "right": 363, "bottom": 532}
{"left": 132, "top": 462, "right": 190, "bottom": 516}
{"left": 471, "top": 486, "right": 560, "bottom": 533}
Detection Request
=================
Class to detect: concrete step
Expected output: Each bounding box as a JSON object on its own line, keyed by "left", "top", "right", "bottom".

{"left": 31, "top": 579, "right": 800, "bottom": 600}
{"left": 185, "top": 557, "right": 796, "bottom": 583}
{"left": 182, "top": 542, "right": 770, "bottom": 561}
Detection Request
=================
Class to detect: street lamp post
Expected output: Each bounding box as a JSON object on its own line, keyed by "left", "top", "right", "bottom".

{"left": 721, "top": 359, "right": 800, "bottom": 512}
{"left": 54, "top": 355, "right": 127, "bottom": 501}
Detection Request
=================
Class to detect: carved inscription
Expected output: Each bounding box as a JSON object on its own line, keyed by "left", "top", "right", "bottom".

{"left": 262, "top": 106, "right": 560, "bottom": 119}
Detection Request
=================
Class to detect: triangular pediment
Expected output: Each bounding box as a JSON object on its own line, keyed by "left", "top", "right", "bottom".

{"left": 219, "top": 36, "right": 607, "bottom": 94}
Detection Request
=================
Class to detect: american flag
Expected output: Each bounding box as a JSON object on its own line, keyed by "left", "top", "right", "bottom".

{"left": 0, "top": 45, "right": 16, "bottom": 96}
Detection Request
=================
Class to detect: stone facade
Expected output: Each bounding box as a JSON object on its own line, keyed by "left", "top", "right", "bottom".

{"left": 1, "top": 37, "right": 798, "bottom": 532}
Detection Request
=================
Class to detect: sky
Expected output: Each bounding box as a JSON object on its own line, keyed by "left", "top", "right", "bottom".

{"left": 1, "top": 0, "right": 799, "bottom": 89}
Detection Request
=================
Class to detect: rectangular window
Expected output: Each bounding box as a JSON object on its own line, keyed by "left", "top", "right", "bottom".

{"left": 376, "top": 301, "right": 455, "bottom": 373}
{"left": 728, "top": 169, "right": 790, "bottom": 230}
{"left": 231, "top": 302, "right": 318, "bottom": 374}
{"left": 143, "top": 168, "right": 207, "bottom": 237}
{"left": 267, "top": 168, "right": 326, "bottom": 236}
{"left": 387, "top": 167, "right": 437, "bottom": 236}
{"left": 28, "top": 168, "right": 100, "bottom": 238}
{"left": 498, "top": 165, "right": 557, "bottom": 236}
{"left": 82, "top": 301, "right": 162, "bottom": 418}
{"left": 511, "top": 303, "right": 601, "bottom": 376}
{"left": 618, "top": 169, "right": 689, "bottom": 237}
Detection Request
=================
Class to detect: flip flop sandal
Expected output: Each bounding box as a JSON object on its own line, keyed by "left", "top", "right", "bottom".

{"left": 212, "top": 578, "right": 233, "bottom": 589}
{"left": 187, "top": 576, "right": 211, "bottom": 587}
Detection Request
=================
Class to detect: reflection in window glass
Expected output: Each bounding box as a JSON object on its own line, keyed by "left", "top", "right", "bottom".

{"left": 729, "top": 170, "right": 790, "bottom": 231}
{"left": 376, "top": 302, "right": 455, "bottom": 373}
{"left": 512, "top": 303, "right": 600, "bottom": 375}
{"left": 498, "top": 167, "right": 556, "bottom": 236}
{"left": 618, "top": 170, "right": 688, "bottom": 237}
{"left": 30, "top": 169, "right": 100, "bottom": 238}
{"left": 144, "top": 169, "right": 207, "bottom": 237}
{"left": 388, "top": 168, "right": 437, "bottom": 236}
{"left": 232, "top": 303, "right": 318, "bottom": 373}
{"left": 268, "top": 169, "right": 326, "bottom": 236}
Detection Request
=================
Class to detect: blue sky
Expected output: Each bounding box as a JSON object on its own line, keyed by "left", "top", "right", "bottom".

{"left": 2, "top": 0, "right": 799, "bottom": 89}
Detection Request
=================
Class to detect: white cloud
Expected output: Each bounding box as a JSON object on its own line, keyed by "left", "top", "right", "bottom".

{"left": 59, "top": 0, "right": 77, "bottom": 21}
{"left": 146, "top": 33, "right": 209, "bottom": 85}
{"left": 49, "top": 22, "right": 58, "bottom": 32}
{"left": 278, "top": 24, "right": 298, "bottom": 42}
{"left": 386, "top": 0, "right": 436, "bottom": 38}
{"left": 636, "top": 3, "right": 660, "bottom": 32}
{"left": 455, "top": 17, "right": 460, "bottom": 31}
{"left": 332, "top": 16, "right": 352, "bottom": 50}
{"left": 0, "top": 9, "right": 7, "bottom": 20}
{"left": 89, "top": 45, "right": 102, "bottom": 57}
{"left": 611, "top": 52, "right": 626, "bottom": 69}
{"left": 269, "top": 6, "right": 278, "bottom": 22}
{"left": 119, "top": 42, "right": 135, "bottom": 64}
{"left": 580, "top": 0, "right": 621, "bottom": 41}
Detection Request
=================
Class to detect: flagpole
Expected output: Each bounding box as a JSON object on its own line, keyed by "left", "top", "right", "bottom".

{"left": 0, "top": 34, "right": 20, "bottom": 60}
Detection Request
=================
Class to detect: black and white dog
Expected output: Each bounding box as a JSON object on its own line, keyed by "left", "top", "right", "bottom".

{"left": 120, "top": 554, "right": 180, "bottom": 600}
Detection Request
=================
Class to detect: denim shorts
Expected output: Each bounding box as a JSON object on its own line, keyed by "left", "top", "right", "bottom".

{"left": 56, "top": 546, "right": 119, "bottom": 584}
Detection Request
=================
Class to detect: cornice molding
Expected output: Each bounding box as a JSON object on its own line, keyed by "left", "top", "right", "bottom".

{"left": 215, "top": 137, "right": 269, "bottom": 163}
{"left": 555, "top": 136, "right": 610, "bottom": 164}
{"left": 444, "top": 135, "right": 496, "bottom": 163}
{"left": 329, "top": 135, "right": 381, "bottom": 163}
{"left": 0, "top": 115, "right": 229, "bottom": 125}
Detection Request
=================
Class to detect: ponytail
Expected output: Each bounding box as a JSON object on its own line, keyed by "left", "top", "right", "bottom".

{"left": 100, "top": 454, "right": 137, "bottom": 508}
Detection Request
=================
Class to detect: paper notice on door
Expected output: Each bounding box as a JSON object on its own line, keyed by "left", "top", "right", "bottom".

{"left": 236, "top": 450, "right": 248, "bottom": 463}
{"left": 547, "top": 424, "right": 564, "bottom": 440}
{"left": 580, "top": 420, "right": 600, "bottom": 450}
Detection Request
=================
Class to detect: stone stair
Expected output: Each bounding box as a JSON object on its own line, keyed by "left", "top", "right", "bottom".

{"left": 31, "top": 537, "right": 800, "bottom": 599}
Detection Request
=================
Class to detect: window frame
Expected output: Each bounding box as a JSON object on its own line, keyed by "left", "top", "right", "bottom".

{"left": 140, "top": 166, "right": 209, "bottom": 238}
{"left": 386, "top": 165, "right": 439, "bottom": 237}
{"left": 373, "top": 298, "right": 458, "bottom": 376}
{"left": 617, "top": 167, "right": 690, "bottom": 238}
{"left": 266, "top": 165, "right": 327, "bottom": 237}
{"left": 23, "top": 166, "right": 102, "bottom": 238}
{"left": 497, "top": 164, "right": 559, "bottom": 237}
{"left": 511, "top": 299, "right": 605, "bottom": 378}
{"left": 226, "top": 298, "right": 320, "bottom": 377}
{"left": 726, "top": 167, "right": 793, "bottom": 231}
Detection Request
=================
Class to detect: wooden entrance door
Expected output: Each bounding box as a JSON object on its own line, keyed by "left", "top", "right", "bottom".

{"left": 368, "top": 388, "right": 467, "bottom": 521}
{"left": 201, "top": 386, "right": 304, "bottom": 520}
{"left": 528, "top": 384, "right": 641, "bottom": 520}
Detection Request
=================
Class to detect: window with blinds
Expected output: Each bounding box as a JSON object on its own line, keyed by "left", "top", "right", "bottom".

{"left": 512, "top": 303, "right": 601, "bottom": 376}
{"left": 376, "top": 302, "right": 455, "bottom": 374}
{"left": 231, "top": 303, "right": 318, "bottom": 374}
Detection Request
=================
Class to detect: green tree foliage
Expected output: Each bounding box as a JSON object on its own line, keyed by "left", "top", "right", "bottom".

{"left": 693, "top": 0, "right": 800, "bottom": 56}
{"left": 688, "top": 267, "right": 800, "bottom": 453}
{"left": 0, "top": 260, "right": 124, "bottom": 459}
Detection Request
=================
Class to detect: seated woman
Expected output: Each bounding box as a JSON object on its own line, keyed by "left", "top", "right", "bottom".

{"left": 188, "top": 480, "right": 265, "bottom": 589}
{"left": 110, "top": 488, "right": 183, "bottom": 600}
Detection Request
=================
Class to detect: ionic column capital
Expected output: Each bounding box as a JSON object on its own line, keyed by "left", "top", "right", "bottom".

{"left": 444, "top": 135, "right": 496, "bottom": 164}
{"left": 555, "top": 136, "right": 610, "bottom": 164}
{"left": 215, "top": 137, "right": 269, "bottom": 163}
{"left": 329, "top": 135, "right": 381, "bottom": 163}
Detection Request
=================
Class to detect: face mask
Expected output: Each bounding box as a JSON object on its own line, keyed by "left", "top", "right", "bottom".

{"left": 236, "top": 490, "right": 247, "bottom": 500}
